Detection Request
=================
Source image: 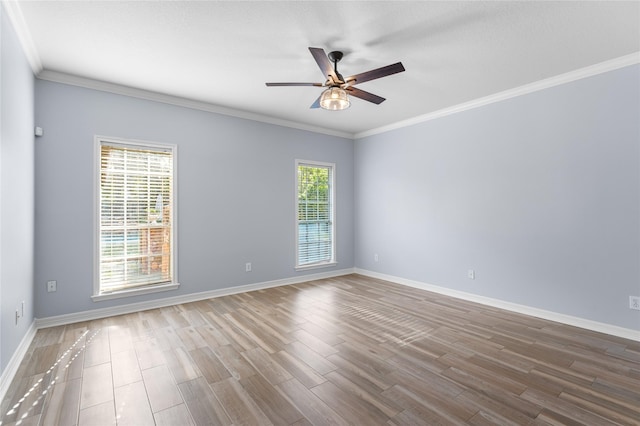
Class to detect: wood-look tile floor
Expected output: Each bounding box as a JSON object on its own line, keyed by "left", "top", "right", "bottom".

{"left": 1, "top": 274, "right": 639, "bottom": 425}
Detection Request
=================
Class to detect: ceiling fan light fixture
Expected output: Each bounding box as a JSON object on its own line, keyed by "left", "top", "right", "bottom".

{"left": 320, "top": 87, "right": 350, "bottom": 110}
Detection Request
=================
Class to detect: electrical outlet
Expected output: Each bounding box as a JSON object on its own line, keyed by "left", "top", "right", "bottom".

{"left": 47, "top": 280, "right": 57, "bottom": 292}
{"left": 245, "top": 262, "right": 252, "bottom": 272}
{"left": 630, "top": 296, "right": 640, "bottom": 310}
{"left": 467, "top": 269, "right": 475, "bottom": 280}
{"left": 15, "top": 309, "right": 20, "bottom": 324}
{"left": 374, "top": 253, "right": 379, "bottom": 262}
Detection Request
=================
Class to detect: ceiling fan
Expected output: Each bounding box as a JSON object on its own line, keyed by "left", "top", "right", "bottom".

{"left": 266, "top": 47, "right": 405, "bottom": 110}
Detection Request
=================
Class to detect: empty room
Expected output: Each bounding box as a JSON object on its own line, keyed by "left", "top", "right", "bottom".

{"left": 1, "top": 1, "right": 639, "bottom": 424}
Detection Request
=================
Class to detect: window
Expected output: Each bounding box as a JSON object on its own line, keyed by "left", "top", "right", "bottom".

{"left": 94, "top": 137, "right": 178, "bottom": 300}
{"left": 296, "top": 160, "right": 336, "bottom": 269}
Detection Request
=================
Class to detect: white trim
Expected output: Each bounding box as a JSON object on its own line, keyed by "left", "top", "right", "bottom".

{"left": 354, "top": 52, "right": 640, "bottom": 139}
{"left": 295, "top": 261, "right": 338, "bottom": 272}
{"left": 0, "top": 321, "right": 37, "bottom": 404}
{"left": 354, "top": 268, "right": 640, "bottom": 342}
{"left": 91, "top": 282, "right": 180, "bottom": 302}
{"left": 1, "top": 0, "right": 43, "bottom": 73}
{"left": 36, "top": 268, "right": 355, "bottom": 329}
{"left": 36, "top": 70, "right": 353, "bottom": 139}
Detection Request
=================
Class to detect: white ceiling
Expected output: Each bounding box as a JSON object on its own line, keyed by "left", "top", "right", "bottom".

{"left": 8, "top": 1, "right": 640, "bottom": 138}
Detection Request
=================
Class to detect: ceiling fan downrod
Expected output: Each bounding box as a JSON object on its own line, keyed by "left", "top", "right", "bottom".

{"left": 328, "top": 51, "right": 344, "bottom": 85}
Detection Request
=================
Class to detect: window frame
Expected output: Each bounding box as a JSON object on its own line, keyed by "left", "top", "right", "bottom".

{"left": 92, "top": 135, "right": 179, "bottom": 301}
{"left": 295, "top": 159, "right": 337, "bottom": 270}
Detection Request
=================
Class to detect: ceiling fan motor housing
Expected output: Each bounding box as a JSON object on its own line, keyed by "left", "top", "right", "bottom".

{"left": 328, "top": 51, "right": 343, "bottom": 63}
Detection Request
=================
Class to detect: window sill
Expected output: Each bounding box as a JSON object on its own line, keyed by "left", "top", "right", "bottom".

{"left": 295, "top": 261, "right": 337, "bottom": 272}
{"left": 92, "top": 282, "right": 180, "bottom": 302}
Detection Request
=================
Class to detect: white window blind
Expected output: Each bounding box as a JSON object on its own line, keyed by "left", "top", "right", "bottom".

{"left": 296, "top": 161, "right": 335, "bottom": 268}
{"left": 98, "top": 140, "right": 175, "bottom": 294}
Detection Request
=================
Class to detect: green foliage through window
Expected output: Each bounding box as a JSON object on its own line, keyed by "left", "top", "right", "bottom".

{"left": 297, "top": 162, "right": 334, "bottom": 267}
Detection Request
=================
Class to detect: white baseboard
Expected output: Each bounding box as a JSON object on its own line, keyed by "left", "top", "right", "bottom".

{"left": 35, "top": 268, "right": 356, "bottom": 329}
{"left": 0, "top": 321, "right": 37, "bottom": 404}
{"left": 354, "top": 269, "right": 640, "bottom": 342}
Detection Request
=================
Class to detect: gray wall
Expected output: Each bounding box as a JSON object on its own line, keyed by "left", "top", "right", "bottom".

{"left": 0, "top": 5, "right": 35, "bottom": 372}
{"left": 34, "top": 80, "right": 354, "bottom": 318}
{"left": 355, "top": 65, "right": 640, "bottom": 330}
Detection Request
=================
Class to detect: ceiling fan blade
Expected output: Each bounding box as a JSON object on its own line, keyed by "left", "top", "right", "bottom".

{"left": 266, "top": 82, "right": 323, "bottom": 87}
{"left": 345, "top": 62, "right": 405, "bottom": 86}
{"left": 345, "top": 87, "right": 386, "bottom": 104}
{"left": 310, "top": 95, "right": 322, "bottom": 109}
{"left": 309, "top": 47, "right": 339, "bottom": 82}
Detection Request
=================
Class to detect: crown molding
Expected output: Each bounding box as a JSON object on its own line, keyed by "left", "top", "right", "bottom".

{"left": 354, "top": 52, "right": 640, "bottom": 139}
{"left": 2, "top": 0, "right": 43, "bottom": 73}
{"left": 42, "top": 51, "right": 638, "bottom": 142}
{"left": 36, "top": 70, "right": 354, "bottom": 139}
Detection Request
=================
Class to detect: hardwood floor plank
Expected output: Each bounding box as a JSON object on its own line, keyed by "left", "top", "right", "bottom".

{"left": 224, "top": 311, "right": 283, "bottom": 353}
{"left": 154, "top": 327, "right": 185, "bottom": 351}
{"left": 140, "top": 309, "right": 170, "bottom": 329}
{"left": 133, "top": 337, "right": 167, "bottom": 370}
{"left": 241, "top": 346, "right": 293, "bottom": 385}
{"left": 286, "top": 340, "right": 338, "bottom": 375}
{"left": 385, "top": 368, "right": 475, "bottom": 419}
{"left": 83, "top": 332, "right": 110, "bottom": 368}
{"left": 195, "top": 324, "right": 231, "bottom": 348}
{"left": 204, "top": 311, "right": 257, "bottom": 352}
{"left": 79, "top": 363, "right": 113, "bottom": 410}
{"left": 178, "top": 377, "right": 233, "bottom": 425}
{"left": 212, "top": 344, "right": 257, "bottom": 380}
{"left": 108, "top": 326, "right": 134, "bottom": 354}
{"left": 441, "top": 365, "right": 542, "bottom": 418}
{"left": 141, "top": 364, "right": 184, "bottom": 413}
{"left": 310, "top": 379, "right": 390, "bottom": 425}
{"left": 40, "top": 378, "right": 81, "bottom": 426}
{"left": 440, "top": 353, "right": 529, "bottom": 395}
{"left": 78, "top": 400, "right": 115, "bottom": 425}
{"left": 162, "top": 346, "right": 201, "bottom": 384}
{"left": 153, "top": 403, "right": 195, "bottom": 426}
{"left": 522, "top": 388, "right": 620, "bottom": 425}
{"left": 111, "top": 348, "right": 142, "bottom": 388}
{"left": 240, "top": 373, "right": 306, "bottom": 425}
{"left": 559, "top": 382, "right": 640, "bottom": 420}
{"left": 298, "top": 321, "right": 345, "bottom": 346}
{"left": 271, "top": 349, "right": 327, "bottom": 388}
{"left": 113, "top": 380, "right": 155, "bottom": 425}
{"left": 210, "top": 377, "right": 274, "bottom": 425}
{"left": 277, "top": 378, "right": 348, "bottom": 426}
{"left": 175, "top": 326, "right": 208, "bottom": 350}
{"left": 383, "top": 384, "right": 471, "bottom": 425}
{"left": 455, "top": 389, "right": 536, "bottom": 425}
{"left": 326, "top": 353, "right": 394, "bottom": 391}
{"left": 189, "top": 346, "right": 232, "bottom": 384}
{"left": 1, "top": 274, "right": 637, "bottom": 425}
{"left": 324, "top": 370, "right": 402, "bottom": 418}
{"left": 23, "top": 344, "right": 60, "bottom": 376}
{"left": 235, "top": 307, "right": 295, "bottom": 346}
{"left": 558, "top": 390, "right": 640, "bottom": 426}
{"left": 1, "top": 375, "right": 42, "bottom": 424}
{"left": 160, "top": 306, "right": 191, "bottom": 329}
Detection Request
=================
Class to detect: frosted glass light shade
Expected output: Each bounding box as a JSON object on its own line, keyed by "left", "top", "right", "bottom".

{"left": 320, "top": 87, "right": 350, "bottom": 110}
